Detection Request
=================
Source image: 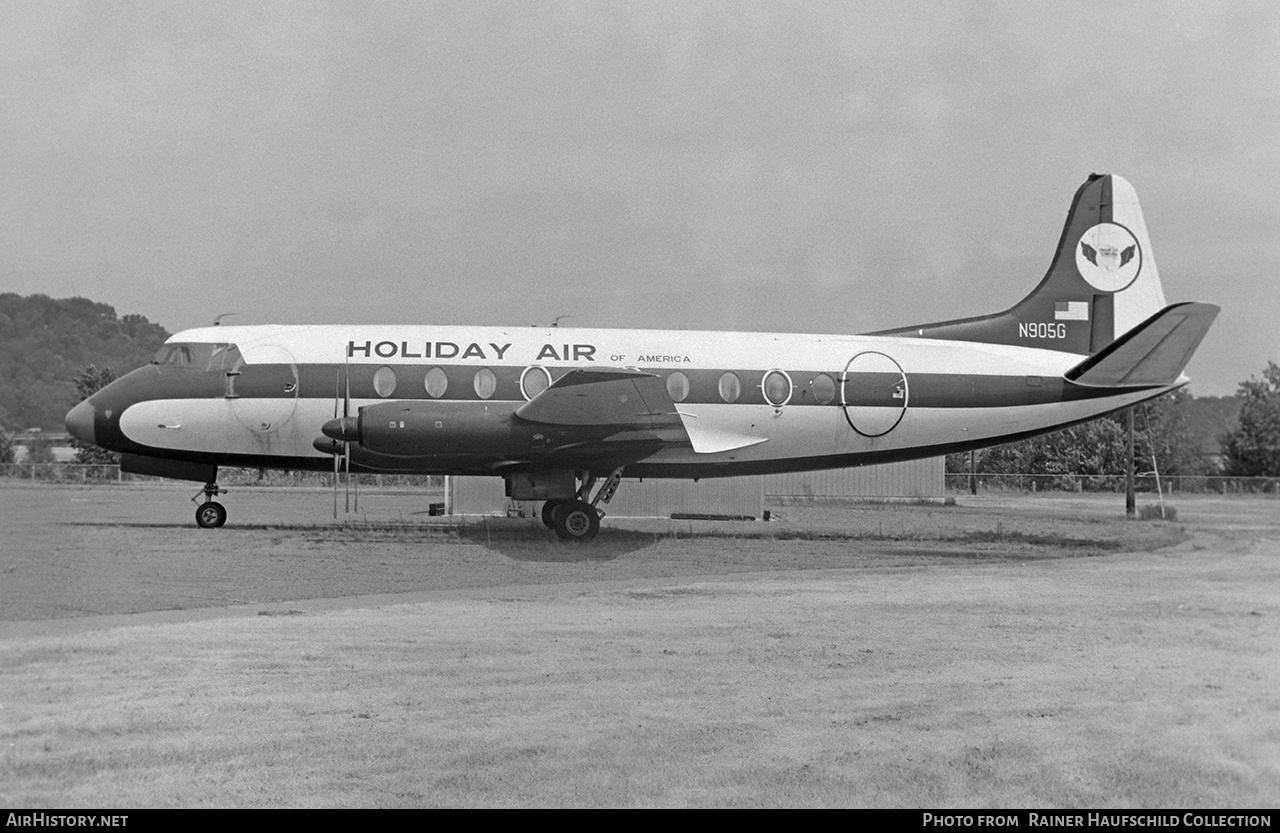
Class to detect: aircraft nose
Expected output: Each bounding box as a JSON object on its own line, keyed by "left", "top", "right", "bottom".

{"left": 65, "top": 399, "right": 96, "bottom": 445}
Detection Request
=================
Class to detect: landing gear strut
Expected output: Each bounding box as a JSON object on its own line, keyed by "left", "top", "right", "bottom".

{"left": 193, "top": 481, "right": 228, "bottom": 528}
{"left": 544, "top": 466, "right": 625, "bottom": 543}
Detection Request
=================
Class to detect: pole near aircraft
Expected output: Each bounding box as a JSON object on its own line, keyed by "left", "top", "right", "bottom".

{"left": 66, "top": 174, "right": 1217, "bottom": 542}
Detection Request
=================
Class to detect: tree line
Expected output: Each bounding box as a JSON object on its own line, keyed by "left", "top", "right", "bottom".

{"left": 0, "top": 293, "right": 170, "bottom": 431}
{"left": 947, "top": 363, "right": 1280, "bottom": 479}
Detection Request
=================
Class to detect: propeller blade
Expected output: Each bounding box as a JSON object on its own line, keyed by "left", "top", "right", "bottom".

{"left": 344, "top": 355, "right": 351, "bottom": 513}
{"left": 333, "top": 369, "right": 340, "bottom": 519}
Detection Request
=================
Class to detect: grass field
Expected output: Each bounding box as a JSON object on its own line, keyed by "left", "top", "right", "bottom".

{"left": 1, "top": 483, "right": 1277, "bottom": 807}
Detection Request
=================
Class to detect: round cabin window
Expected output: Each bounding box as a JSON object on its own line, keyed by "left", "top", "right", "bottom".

{"left": 520, "top": 366, "right": 552, "bottom": 400}
{"left": 762, "top": 370, "right": 793, "bottom": 407}
{"left": 473, "top": 368, "right": 497, "bottom": 400}
{"left": 424, "top": 367, "right": 448, "bottom": 398}
{"left": 811, "top": 373, "right": 836, "bottom": 405}
{"left": 666, "top": 371, "right": 690, "bottom": 403}
{"left": 718, "top": 372, "right": 741, "bottom": 403}
{"left": 373, "top": 366, "right": 397, "bottom": 398}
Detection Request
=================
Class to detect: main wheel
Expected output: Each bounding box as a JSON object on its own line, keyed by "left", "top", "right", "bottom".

{"left": 541, "top": 500, "right": 561, "bottom": 529}
{"left": 552, "top": 500, "right": 600, "bottom": 543}
{"left": 196, "top": 501, "right": 227, "bottom": 529}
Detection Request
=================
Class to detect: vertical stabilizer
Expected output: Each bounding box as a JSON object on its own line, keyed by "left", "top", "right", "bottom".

{"left": 872, "top": 174, "right": 1168, "bottom": 354}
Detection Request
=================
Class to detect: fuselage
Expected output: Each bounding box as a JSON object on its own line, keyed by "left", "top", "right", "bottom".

{"left": 72, "top": 322, "right": 1175, "bottom": 479}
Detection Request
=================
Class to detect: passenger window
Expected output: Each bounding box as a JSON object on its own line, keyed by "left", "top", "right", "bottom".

{"left": 424, "top": 367, "right": 448, "bottom": 398}
{"left": 762, "top": 370, "right": 792, "bottom": 406}
{"left": 520, "top": 366, "right": 552, "bottom": 400}
{"left": 473, "top": 368, "right": 497, "bottom": 399}
{"left": 666, "top": 371, "right": 690, "bottom": 403}
{"left": 811, "top": 373, "right": 836, "bottom": 405}
{"left": 374, "top": 366, "right": 397, "bottom": 398}
{"left": 718, "top": 372, "right": 741, "bottom": 403}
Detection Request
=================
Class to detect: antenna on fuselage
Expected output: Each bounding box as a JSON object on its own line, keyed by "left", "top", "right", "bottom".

{"left": 551, "top": 315, "right": 573, "bottom": 328}
{"left": 213, "top": 313, "right": 236, "bottom": 326}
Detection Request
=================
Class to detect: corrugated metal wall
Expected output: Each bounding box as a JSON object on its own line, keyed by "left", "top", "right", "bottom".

{"left": 446, "top": 475, "right": 514, "bottom": 516}
{"left": 447, "top": 458, "right": 943, "bottom": 518}
{"left": 606, "top": 476, "right": 762, "bottom": 518}
{"left": 764, "top": 457, "right": 944, "bottom": 499}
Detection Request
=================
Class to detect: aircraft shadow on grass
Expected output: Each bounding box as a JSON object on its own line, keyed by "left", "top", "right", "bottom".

{"left": 58, "top": 517, "right": 656, "bottom": 561}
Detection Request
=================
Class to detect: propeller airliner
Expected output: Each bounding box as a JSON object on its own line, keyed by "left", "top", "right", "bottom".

{"left": 66, "top": 174, "right": 1218, "bottom": 541}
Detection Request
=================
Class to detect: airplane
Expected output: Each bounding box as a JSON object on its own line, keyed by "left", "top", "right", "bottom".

{"left": 65, "top": 173, "right": 1218, "bottom": 542}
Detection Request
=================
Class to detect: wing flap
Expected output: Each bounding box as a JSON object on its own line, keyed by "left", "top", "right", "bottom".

{"left": 1065, "top": 302, "right": 1220, "bottom": 388}
{"left": 675, "top": 407, "right": 769, "bottom": 453}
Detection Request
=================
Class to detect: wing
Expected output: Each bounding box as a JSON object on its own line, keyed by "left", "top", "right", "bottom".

{"left": 516, "top": 368, "right": 680, "bottom": 427}
{"left": 516, "top": 368, "right": 767, "bottom": 455}
{"left": 1080, "top": 241, "right": 1098, "bottom": 265}
{"left": 1120, "top": 245, "right": 1136, "bottom": 267}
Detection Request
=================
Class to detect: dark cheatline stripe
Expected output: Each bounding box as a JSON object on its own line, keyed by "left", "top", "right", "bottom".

{"left": 111, "top": 362, "right": 1139, "bottom": 411}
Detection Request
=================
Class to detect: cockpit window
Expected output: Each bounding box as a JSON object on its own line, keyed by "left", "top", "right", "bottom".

{"left": 153, "top": 345, "right": 191, "bottom": 366}
{"left": 152, "top": 343, "right": 240, "bottom": 371}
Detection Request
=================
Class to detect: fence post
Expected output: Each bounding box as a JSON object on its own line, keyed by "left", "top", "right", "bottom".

{"left": 1125, "top": 408, "right": 1136, "bottom": 517}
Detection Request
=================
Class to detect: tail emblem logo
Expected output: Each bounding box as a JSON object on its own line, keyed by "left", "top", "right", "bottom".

{"left": 1075, "top": 222, "right": 1141, "bottom": 292}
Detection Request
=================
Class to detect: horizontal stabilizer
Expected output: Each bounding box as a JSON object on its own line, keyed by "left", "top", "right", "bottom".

{"left": 1065, "top": 302, "right": 1219, "bottom": 388}
{"left": 515, "top": 368, "right": 680, "bottom": 426}
{"left": 677, "top": 408, "right": 769, "bottom": 454}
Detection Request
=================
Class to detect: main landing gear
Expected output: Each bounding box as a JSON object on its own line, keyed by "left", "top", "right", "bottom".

{"left": 540, "top": 467, "right": 624, "bottom": 543}
{"left": 193, "top": 481, "right": 228, "bottom": 528}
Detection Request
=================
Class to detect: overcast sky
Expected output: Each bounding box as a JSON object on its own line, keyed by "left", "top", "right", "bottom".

{"left": 2, "top": 0, "right": 1276, "bottom": 396}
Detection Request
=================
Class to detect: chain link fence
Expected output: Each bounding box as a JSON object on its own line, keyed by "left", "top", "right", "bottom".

{"left": 0, "top": 463, "right": 443, "bottom": 489}
{"left": 945, "top": 472, "right": 1279, "bottom": 494}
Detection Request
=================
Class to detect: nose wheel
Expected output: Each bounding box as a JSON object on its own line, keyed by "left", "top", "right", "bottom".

{"left": 196, "top": 500, "right": 227, "bottom": 528}
{"left": 192, "top": 481, "right": 228, "bottom": 528}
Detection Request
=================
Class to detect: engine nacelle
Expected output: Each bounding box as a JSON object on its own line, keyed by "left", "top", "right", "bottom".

{"left": 345, "top": 400, "right": 532, "bottom": 458}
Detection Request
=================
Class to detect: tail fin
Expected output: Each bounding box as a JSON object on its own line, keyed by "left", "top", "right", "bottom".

{"left": 873, "top": 174, "right": 1170, "bottom": 354}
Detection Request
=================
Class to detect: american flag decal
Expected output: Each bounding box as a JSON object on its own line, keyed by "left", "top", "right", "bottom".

{"left": 1054, "top": 301, "right": 1089, "bottom": 321}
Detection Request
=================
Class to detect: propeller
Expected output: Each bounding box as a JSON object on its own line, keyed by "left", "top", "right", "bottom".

{"left": 344, "top": 352, "right": 353, "bottom": 514}
{"left": 329, "top": 356, "right": 356, "bottom": 519}
{"left": 332, "top": 367, "right": 340, "bottom": 519}
{"left": 319, "top": 353, "right": 363, "bottom": 520}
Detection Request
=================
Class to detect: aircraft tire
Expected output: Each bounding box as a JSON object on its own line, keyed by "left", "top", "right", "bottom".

{"left": 553, "top": 500, "right": 599, "bottom": 543}
{"left": 196, "top": 501, "right": 227, "bottom": 529}
{"left": 541, "top": 500, "right": 561, "bottom": 529}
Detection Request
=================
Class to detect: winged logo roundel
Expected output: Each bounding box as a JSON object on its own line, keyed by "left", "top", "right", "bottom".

{"left": 1075, "top": 222, "right": 1141, "bottom": 292}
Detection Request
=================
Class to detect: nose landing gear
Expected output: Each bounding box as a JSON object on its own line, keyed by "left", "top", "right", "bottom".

{"left": 192, "top": 481, "right": 228, "bottom": 528}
